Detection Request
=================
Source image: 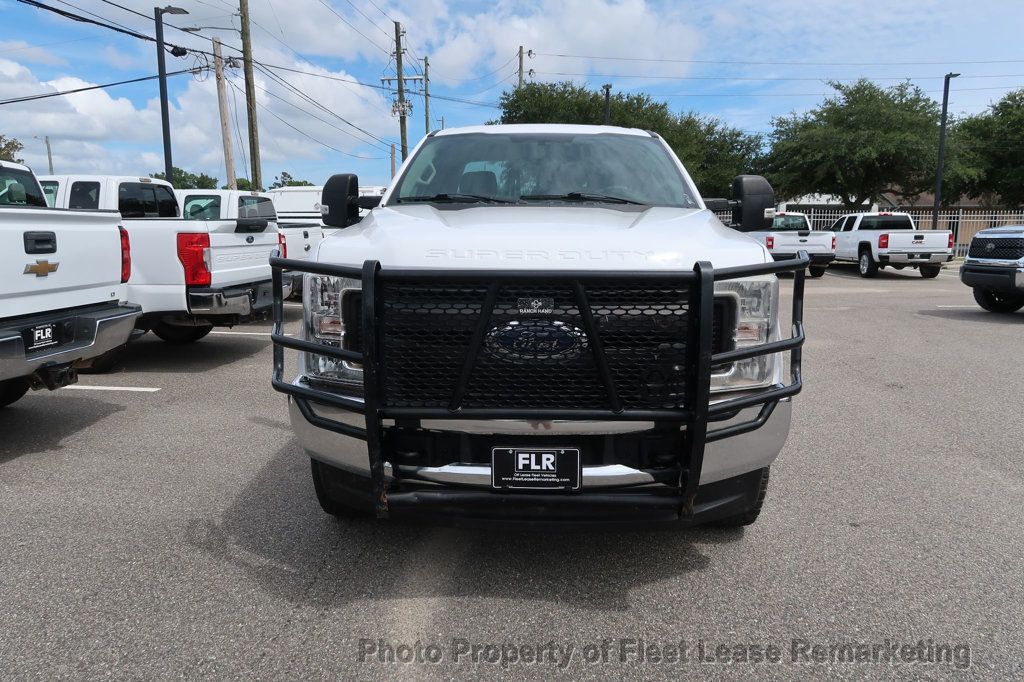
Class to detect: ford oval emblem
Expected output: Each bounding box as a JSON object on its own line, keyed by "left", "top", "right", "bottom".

{"left": 485, "top": 319, "right": 587, "bottom": 362}
{"left": 246, "top": 235, "right": 255, "bottom": 244}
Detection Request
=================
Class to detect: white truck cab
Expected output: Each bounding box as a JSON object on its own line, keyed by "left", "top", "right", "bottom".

{"left": 39, "top": 175, "right": 288, "bottom": 344}
{"left": 830, "top": 211, "right": 954, "bottom": 278}
{"left": 269, "top": 124, "right": 810, "bottom": 529}
{"left": 744, "top": 211, "right": 835, "bottom": 277}
{"left": 1, "top": 162, "right": 139, "bottom": 406}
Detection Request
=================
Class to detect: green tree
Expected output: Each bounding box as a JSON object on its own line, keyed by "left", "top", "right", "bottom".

{"left": 0, "top": 134, "right": 25, "bottom": 163}
{"left": 269, "top": 171, "right": 314, "bottom": 189}
{"left": 151, "top": 167, "right": 218, "bottom": 189}
{"left": 221, "top": 178, "right": 254, "bottom": 190}
{"left": 496, "top": 82, "right": 762, "bottom": 197}
{"left": 945, "top": 89, "right": 1024, "bottom": 207}
{"left": 762, "top": 79, "right": 940, "bottom": 208}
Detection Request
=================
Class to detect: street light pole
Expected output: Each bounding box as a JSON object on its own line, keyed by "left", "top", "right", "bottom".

{"left": 932, "top": 72, "right": 959, "bottom": 230}
{"left": 154, "top": 6, "right": 188, "bottom": 185}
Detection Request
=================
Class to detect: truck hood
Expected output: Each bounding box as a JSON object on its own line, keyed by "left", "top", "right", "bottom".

{"left": 315, "top": 205, "right": 770, "bottom": 271}
{"left": 976, "top": 225, "right": 1024, "bottom": 237}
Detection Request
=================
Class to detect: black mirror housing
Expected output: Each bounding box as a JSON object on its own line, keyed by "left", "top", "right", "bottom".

{"left": 322, "top": 173, "right": 360, "bottom": 228}
{"left": 356, "top": 195, "right": 382, "bottom": 210}
{"left": 731, "top": 175, "right": 775, "bottom": 231}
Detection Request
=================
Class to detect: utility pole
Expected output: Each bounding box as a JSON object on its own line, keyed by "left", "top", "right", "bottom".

{"left": 212, "top": 39, "right": 236, "bottom": 190}
{"left": 154, "top": 6, "right": 188, "bottom": 184}
{"left": 518, "top": 45, "right": 524, "bottom": 87}
{"left": 394, "top": 21, "right": 408, "bottom": 160}
{"left": 439, "top": 116, "right": 445, "bottom": 130}
{"left": 390, "top": 144, "right": 396, "bottom": 178}
{"left": 932, "top": 72, "right": 960, "bottom": 231}
{"left": 602, "top": 84, "right": 612, "bottom": 125}
{"left": 44, "top": 136, "right": 53, "bottom": 174}
{"left": 239, "top": 0, "right": 262, "bottom": 189}
{"left": 422, "top": 56, "right": 430, "bottom": 135}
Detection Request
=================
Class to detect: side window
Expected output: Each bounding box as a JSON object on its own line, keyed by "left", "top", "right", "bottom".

{"left": 828, "top": 218, "right": 845, "bottom": 232}
{"left": 238, "top": 196, "right": 276, "bottom": 219}
{"left": 183, "top": 195, "right": 221, "bottom": 220}
{"left": 40, "top": 181, "right": 59, "bottom": 207}
{"left": 842, "top": 216, "right": 857, "bottom": 232}
{"left": 153, "top": 185, "right": 178, "bottom": 217}
{"left": 68, "top": 181, "right": 100, "bottom": 210}
{"left": 118, "top": 182, "right": 145, "bottom": 218}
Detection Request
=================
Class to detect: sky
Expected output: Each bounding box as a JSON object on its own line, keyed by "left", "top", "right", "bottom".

{"left": 2, "top": 0, "right": 1024, "bottom": 187}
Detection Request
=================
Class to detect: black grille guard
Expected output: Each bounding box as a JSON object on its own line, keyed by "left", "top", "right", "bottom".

{"left": 270, "top": 252, "right": 809, "bottom": 519}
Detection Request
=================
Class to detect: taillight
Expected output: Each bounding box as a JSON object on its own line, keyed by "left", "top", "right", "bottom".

{"left": 176, "top": 232, "right": 211, "bottom": 286}
{"left": 766, "top": 235, "right": 775, "bottom": 249}
{"left": 831, "top": 234, "right": 837, "bottom": 251}
{"left": 119, "top": 226, "right": 131, "bottom": 283}
{"left": 278, "top": 232, "right": 287, "bottom": 259}
{"left": 878, "top": 233, "right": 889, "bottom": 249}
{"left": 948, "top": 233, "right": 954, "bottom": 249}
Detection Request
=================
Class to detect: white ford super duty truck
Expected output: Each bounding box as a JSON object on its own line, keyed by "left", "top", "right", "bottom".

{"left": 39, "top": 175, "right": 288, "bottom": 344}
{"left": 744, "top": 211, "right": 835, "bottom": 277}
{"left": 830, "top": 211, "right": 954, "bottom": 278}
{"left": 269, "top": 124, "right": 808, "bottom": 529}
{"left": 1, "top": 161, "right": 140, "bottom": 407}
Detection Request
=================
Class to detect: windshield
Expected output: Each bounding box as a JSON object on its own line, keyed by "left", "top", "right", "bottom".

{"left": 0, "top": 167, "right": 47, "bottom": 207}
{"left": 860, "top": 215, "right": 914, "bottom": 230}
{"left": 391, "top": 132, "right": 698, "bottom": 208}
{"left": 772, "top": 215, "right": 811, "bottom": 231}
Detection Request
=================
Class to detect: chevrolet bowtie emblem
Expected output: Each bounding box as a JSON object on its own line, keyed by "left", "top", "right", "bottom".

{"left": 24, "top": 260, "right": 59, "bottom": 277}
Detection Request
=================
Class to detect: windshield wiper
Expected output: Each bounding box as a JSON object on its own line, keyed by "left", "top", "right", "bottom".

{"left": 519, "top": 192, "right": 644, "bottom": 205}
{"left": 397, "top": 193, "right": 515, "bottom": 204}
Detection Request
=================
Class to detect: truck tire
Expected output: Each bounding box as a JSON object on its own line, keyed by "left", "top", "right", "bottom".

{"left": 710, "top": 467, "right": 770, "bottom": 528}
{"left": 973, "top": 288, "right": 1024, "bottom": 314}
{"left": 808, "top": 265, "right": 827, "bottom": 278}
{"left": 0, "top": 377, "right": 30, "bottom": 408}
{"left": 310, "top": 459, "right": 363, "bottom": 517}
{"left": 858, "top": 250, "right": 878, "bottom": 278}
{"left": 919, "top": 264, "right": 941, "bottom": 278}
{"left": 152, "top": 320, "right": 213, "bottom": 344}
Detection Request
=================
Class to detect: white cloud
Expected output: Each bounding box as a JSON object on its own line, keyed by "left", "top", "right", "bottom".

{"left": 0, "top": 40, "right": 66, "bottom": 66}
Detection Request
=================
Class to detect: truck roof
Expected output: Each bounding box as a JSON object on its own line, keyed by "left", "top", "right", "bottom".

{"left": 0, "top": 159, "right": 33, "bottom": 173}
{"left": 37, "top": 174, "right": 174, "bottom": 189}
{"left": 432, "top": 123, "right": 653, "bottom": 138}
{"left": 174, "top": 188, "right": 271, "bottom": 198}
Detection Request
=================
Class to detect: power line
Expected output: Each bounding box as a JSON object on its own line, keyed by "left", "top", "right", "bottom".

{"left": 533, "top": 51, "right": 1024, "bottom": 67}
{"left": 0, "top": 68, "right": 201, "bottom": 106}
{"left": 227, "top": 76, "right": 249, "bottom": 183}
{"left": 315, "top": 0, "right": 390, "bottom": 55}
{"left": 533, "top": 71, "right": 1024, "bottom": 82}
{"left": 338, "top": 0, "right": 391, "bottom": 38}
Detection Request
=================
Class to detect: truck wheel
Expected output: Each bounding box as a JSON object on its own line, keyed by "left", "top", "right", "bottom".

{"left": 310, "top": 459, "right": 363, "bottom": 517}
{"left": 808, "top": 265, "right": 827, "bottom": 278}
{"left": 858, "top": 250, "right": 878, "bottom": 278}
{"left": 973, "top": 288, "right": 1024, "bottom": 313}
{"left": 919, "top": 264, "right": 941, "bottom": 278}
{"left": 0, "top": 378, "right": 30, "bottom": 408}
{"left": 710, "top": 467, "right": 770, "bottom": 528}
{"left": 152, "top": 320, "right": 213, "bottom": 344}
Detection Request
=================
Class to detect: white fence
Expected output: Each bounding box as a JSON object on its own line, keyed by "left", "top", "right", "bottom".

{"left": 714, "top": 208, "right": 1024, "bottom": 257}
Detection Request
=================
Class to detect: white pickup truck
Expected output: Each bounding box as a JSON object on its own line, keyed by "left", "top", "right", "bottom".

{"left": 1, "top": 161, "right": 139, "bottom": 407}
{"left": 830, "top": 211, "right": 954, "bottom": 278}
{"left": 269, "top": 124, "right": 809, "bottom": 529}
{"left": 39, "top": 175, "right": 288, "bottom": 344}
{"left": 745, "top": 211, "right": 835, "bottom": 277}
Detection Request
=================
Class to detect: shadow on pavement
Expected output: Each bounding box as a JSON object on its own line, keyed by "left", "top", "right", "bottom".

{"left": 825, "top": 263, "right": 947, "bottom": 281}
{"left": 106, "top": 334, "right": 269, "bottom": 374}
{"left": 0, "top": 394, "right": 125, "bottom": 463}
{"left": 188, "top": 443, "right": 737, "bottom": 611}
{"left": 917, "top": 308, "right": 1023, "bottom": 325}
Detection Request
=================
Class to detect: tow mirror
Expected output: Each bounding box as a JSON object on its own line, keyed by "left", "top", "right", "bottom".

{"left": 731, "top": 175, "right": 775, "bottom": 231}
{"left": 321, "top": 173, "right": 360, "bottom": 228}
{"left": 357, "top": 195, "right": 381, "bottom": 210}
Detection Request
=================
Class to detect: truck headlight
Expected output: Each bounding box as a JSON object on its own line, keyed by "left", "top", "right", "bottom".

{"left": 711, "top": 276, "right": 781, "bottom": 393}
{"left": 303, "top": 274, "right": 363, "bottom": 391}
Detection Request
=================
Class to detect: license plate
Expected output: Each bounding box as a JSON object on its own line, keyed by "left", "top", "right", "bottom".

{"left": 22, "top": 322, "right": 60, "bottom": 352}
{"left": 491, "top": 447, "right": 581, "bottom": 490}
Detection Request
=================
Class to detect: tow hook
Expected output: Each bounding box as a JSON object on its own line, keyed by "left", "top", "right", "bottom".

{"left": 30, "top": 363, "right": 79, "bottom": 391}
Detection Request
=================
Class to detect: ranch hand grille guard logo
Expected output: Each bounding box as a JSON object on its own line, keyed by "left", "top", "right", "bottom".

{"left": 518, "top": 297, "right": 554, "bottom": 314}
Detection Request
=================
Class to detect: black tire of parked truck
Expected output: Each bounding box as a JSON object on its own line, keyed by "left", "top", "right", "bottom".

{"left": 0, "top": 377, "right": 30, "bottom": 408}
{"left": 152, "top": 320, "right": 213, "bottom": 344}
{"left": 858, "top": 249, "right": 879, "bottom": 278}
{"left": 919, "top": 264, "right": 942, "bottom": 278}
{"left": 808, "top": 265, "right": 827, "bottom": 278}
{"left": 711, "top": 467, "right": 770, "bottom": 528}
{"left": 973, "top": 288, "right": 1024, "bottom": 313}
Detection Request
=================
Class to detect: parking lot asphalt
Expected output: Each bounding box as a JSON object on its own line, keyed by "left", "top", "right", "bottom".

{"left": 1, "top": 263, "right": 1021, "bottom": 678}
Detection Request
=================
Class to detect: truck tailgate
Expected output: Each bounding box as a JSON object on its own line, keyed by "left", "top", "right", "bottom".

{"left": 771, "top": 231, "right": 834, "bottom": 255}
{"left": 278, "top": 221, "right": 323, "bottom": 263}
{"left": 207, "top": 230, "right": 277, "bottom": 287}
{"left": 1, "top": 208, "right": 123, "bottom": 318}
{"left": 885, "top": 231, "right": 951, "bottom": 253}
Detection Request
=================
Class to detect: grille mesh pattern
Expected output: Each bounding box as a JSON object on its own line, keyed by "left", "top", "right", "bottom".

{"left": 373, "top": 280, "right": 728, "bottom": 411}
{"left": 969, "top": 238, "right": 1024, "bottom": 260}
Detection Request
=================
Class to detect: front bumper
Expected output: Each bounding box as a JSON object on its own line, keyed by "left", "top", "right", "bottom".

{"left": 960, "top": 262, "right": 1024, "bottom": 293}
{"left": 878, "top": 252, "right": 954, "bottom": 265}
{"left": 0, "top": 302, "right": 141, "bottom": 384}
{"left": 772, "top": 252, "right": 834, "bottom": 265}
{"left": 187, "top": 279, "right": 291, "bottom": 321}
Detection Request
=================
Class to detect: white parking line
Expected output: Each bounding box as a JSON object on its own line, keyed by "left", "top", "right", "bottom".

{"left": 63, "top": 385, "right": 161, "bottom": 392}
{"left": 935, "top": 304, "right": 977, "bottom": 308}
{"left": 209, "top": 330, "right": 273, "bottom": 336}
